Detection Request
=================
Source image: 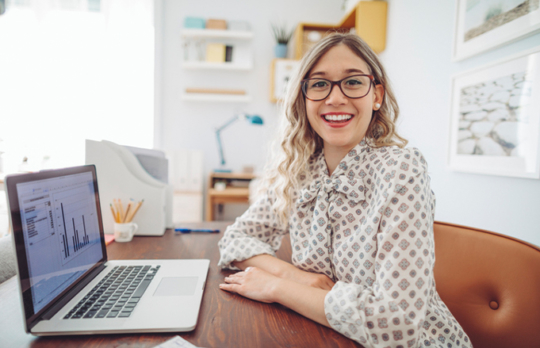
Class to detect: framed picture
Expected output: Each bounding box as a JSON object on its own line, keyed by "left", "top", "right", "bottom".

{"left": 453, "top": 0, "right": 540, "bottom": 61}
{"left": 270, "top": 59, "right": 300, "bottom": 103}
{"left": 448, "top": 46, "right": 540, "bottom": 178}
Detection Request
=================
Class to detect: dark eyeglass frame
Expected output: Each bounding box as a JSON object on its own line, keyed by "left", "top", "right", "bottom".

{"left": 301, "top": 74, "right": 377, "bottom": 101}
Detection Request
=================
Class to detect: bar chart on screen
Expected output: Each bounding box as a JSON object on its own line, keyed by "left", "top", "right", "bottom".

{"left": 53, "top": 185, "right": 99, "bottom": 265}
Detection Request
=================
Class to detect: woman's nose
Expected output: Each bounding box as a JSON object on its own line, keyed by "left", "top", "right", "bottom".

{"left": 325, "top": 84, "right": 347, "bottom": 105}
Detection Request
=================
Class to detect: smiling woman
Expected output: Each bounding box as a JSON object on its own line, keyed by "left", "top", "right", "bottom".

{"left": 0, "top": 0, "right": 154, "bottom": 174}
{"left": 218, "top": 33, "right": 473, "bottom": 348}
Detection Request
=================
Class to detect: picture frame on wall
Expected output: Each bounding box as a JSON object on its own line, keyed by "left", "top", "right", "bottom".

{"left": 448, "top": 46, "right": 540, "bottom": 178}
{"left": 270, "top": 59, "right": 300, "bottom": 103}
{"left": 453, "top": 0, "right": 540, "bottom": 61}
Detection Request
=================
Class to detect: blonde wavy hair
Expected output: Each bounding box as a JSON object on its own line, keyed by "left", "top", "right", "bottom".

{"left": 260, "top": 33, "right": 407, "bottom": 225}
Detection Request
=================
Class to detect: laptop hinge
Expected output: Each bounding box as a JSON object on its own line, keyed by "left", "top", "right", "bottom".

{"left": 38, "top": 263, "right": 107, "bottom": 321}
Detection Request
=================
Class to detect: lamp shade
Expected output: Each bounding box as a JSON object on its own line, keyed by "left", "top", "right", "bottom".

{"left": 245, "top": 115, "right": 263, "bottom": 125}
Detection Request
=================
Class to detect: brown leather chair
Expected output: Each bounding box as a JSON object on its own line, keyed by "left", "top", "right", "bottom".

{"left": 433, "top": 221, "right": 540, "bottom": 348}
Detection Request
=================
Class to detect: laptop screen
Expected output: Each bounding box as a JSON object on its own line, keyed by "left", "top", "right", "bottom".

{"left": 7, "top": 166, "right": 107, "bottom": 326}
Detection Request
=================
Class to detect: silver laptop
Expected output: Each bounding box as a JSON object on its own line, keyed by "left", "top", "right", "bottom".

{"left": 5, "top": 165, "right": 209, "bottom": 335}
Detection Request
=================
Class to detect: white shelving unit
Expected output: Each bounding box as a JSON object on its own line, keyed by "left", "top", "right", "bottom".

{"left": 181, "top": 27, "right": 254, "bottom": 103}
{"left": 180, "top": 93, "right": 252, "bottom": 103}
{"left": 182, "top": 61, "right": 253, "bottom": 71}
{"left": 181, "top": 29, "right": 253, "bottom": 40}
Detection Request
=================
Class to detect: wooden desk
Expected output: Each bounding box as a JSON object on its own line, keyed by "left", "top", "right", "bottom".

{"left": 0, "top": 222, "right": 360, "bottom": 348}
{"left": 205, "top": 172, "right": 255, "bottom": 221}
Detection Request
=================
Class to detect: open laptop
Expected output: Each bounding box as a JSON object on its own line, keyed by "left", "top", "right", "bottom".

{"left": 5, "top": 165, "right": 209, "bottom": 335}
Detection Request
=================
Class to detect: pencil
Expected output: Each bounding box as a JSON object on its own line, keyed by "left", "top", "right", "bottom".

{"left": 123, "top": 201, "right": 132, "bottom": 223}
{"left": 113, "top": 199, "right": 121, "bottom": 221}
{"left": 110, "top": 204, "right": 118, "bottom": 223}
{"left": 126, "top": 199, "right": 143, "bottom": 222}
{"left": 118, "top": 198, "right": 126, "bottom": 222}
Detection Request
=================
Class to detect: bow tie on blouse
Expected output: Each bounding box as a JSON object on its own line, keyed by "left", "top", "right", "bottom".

{"left": 298, "top": 175, "right": 366, "bottom": 207}
{"left": 294, "top": 174, "right": 366, "bottom": 271}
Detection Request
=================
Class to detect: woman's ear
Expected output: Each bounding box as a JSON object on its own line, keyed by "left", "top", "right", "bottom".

{"left": 373, "top": 84, "right": 385, "bottom": 110}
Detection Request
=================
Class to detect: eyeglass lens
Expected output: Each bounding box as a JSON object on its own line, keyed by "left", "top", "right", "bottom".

{"left": 303, "top": 75, "right": 372, "bottom": 100}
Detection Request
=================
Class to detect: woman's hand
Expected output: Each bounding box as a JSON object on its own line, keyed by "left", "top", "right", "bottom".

{"left": 233, "top": 255, "right": 335, "bottom": 291}
{"left": 220, "top": 267, "right": 282, "bottom": 303}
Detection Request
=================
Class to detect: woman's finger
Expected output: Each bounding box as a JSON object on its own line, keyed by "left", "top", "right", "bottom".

{"left": 219, "top": 283, "right": 238, "bottom": 292}
{"left": 224, "top": 276, "right": 244, "bottom": 285}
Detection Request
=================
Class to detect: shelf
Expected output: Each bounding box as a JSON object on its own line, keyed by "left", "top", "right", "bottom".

{"left": 294, "top": 1, "right": 387, "bottom": 58}
{"left": 211, "top": 172, "right": 256, "bottom": 180}
{"left": 181, "top": 93, "right": 252, "bottom": 103}
{"left": 182, "top": 61, "right": 253, "bottom": 71}
{"left": 208, "top": 188, "right": 250, "bottom": 197}
{"left": 181, "top": 29, "right": 253, "bottom": 40}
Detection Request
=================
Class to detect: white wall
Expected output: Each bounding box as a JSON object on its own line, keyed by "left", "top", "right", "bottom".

{"left": 158, "top": 0, "right": 343, "bottom": 220}
{"left": 157, "top": 0, "right": 540, "bottom": 246}
{"left": 380, "top": 0, "right": 540, "bottom": 246}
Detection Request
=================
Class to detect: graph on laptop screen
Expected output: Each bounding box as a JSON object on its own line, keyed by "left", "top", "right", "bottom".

{"left": 16, "top": 172, "right": 103, "bottom": 313}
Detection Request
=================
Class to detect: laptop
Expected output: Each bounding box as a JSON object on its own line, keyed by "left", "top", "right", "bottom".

{"left": 5, "top": 165, "right": 210, "bottom": 336}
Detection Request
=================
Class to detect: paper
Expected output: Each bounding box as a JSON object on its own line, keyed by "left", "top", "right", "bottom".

{"left": 152, "top": 336, "right": 201, "bottom": 348}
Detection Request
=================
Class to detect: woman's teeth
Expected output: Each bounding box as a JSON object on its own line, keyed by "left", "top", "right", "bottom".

{"left": 323, "top": 114, "right": 352, "bottom": 122}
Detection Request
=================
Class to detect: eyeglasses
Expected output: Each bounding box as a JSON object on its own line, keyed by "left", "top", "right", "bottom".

{"left": 301, "top": 74, "right": 376, "bottom": 101}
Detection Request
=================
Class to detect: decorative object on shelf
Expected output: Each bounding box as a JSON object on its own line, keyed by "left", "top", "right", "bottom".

{"left": 272, "top": 23, "right": 294, "bottom": 58}
{"left": 270, "top": 59, "right": 300, "bottom": 102}
{"left": 453, "top": 0, "right": 540, "bottom": 61}
{"left": 206, "top": 43, "right": 226, "bottom": 62}
{"left": 225, "top": 45, "right": 233, "bottom": 62}
{"left": 294, "top": 1, "right": 387, "bottom": 58}
{"left": 206, "top": 18, "right": 227, "bottom": 30}
{"left": 448, "top": 46, "right": 540, "bottom": 179}
{"left": 184, "top": 17, "right": 205, "bottom": 29}
{"left": 214, "top": 114, "right": 264, "bottom": 172}
{"left": 181, "top": 26, "right": 253, "bottom": 71}
{"left": 228, "top": 20, "right": 250, "bottom": 31}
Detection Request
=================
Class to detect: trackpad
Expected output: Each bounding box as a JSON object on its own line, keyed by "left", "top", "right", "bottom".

{"left": 153, "top": 277, "right": 198, "bottom": 296}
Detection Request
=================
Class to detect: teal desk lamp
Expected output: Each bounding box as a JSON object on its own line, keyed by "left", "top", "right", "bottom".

{"left": 215, "top": 114, "right": 263, "bottom": 173}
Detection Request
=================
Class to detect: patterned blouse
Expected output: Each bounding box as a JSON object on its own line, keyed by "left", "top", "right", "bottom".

{"left": 218, "top": 140, "right": 472, "bottom": 348}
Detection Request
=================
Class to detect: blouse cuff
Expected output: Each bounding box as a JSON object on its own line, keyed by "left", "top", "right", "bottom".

{"left": 324, "top": 281, "right": 371, "bottom": 346}
{"left": 217, "top": 237, "right": 277, "bottom": 270}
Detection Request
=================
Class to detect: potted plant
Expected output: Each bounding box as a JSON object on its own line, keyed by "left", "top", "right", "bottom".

{"left": 271, "top": 23, "right": 294, "bottom": 58}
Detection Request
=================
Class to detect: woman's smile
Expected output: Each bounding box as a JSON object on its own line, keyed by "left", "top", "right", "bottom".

{"left": 320, "top": 112, "right": 354, "bottom": 127}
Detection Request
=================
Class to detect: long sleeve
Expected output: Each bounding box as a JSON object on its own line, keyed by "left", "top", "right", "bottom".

{"left": 218, "top": 191, "right": 288, "bottom": 270}
{"left": 324, "top": 149, "right": 439, "bottom": 347}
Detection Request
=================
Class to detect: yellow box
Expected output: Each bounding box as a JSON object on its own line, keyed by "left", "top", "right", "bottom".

{"left": 206, "top": 43, "right": 226, "bottom": 63}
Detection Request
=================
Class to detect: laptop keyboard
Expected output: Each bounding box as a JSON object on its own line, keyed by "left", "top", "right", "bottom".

{"left": 63, "top": 265, "right": 160, "bottom": 320}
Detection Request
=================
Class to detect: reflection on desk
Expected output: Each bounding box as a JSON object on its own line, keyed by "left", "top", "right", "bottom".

{"left": 0, "top": 222, "right": 361, "bottom": 348}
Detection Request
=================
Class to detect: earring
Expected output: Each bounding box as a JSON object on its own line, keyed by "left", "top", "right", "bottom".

{"left": 375, "top": 103, "right": 381, "bottom": 110}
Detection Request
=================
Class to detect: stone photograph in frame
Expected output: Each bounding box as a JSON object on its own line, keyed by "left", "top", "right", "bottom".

{"left": 453, "top": 0, "right": 540, "bottom": 61}
{"left": 448, "top": 46, "right": 540, "bottom": 178}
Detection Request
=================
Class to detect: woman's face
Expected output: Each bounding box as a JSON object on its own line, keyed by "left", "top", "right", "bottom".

{"left": 304, "top": 44, "right": 384, "bottom": 154}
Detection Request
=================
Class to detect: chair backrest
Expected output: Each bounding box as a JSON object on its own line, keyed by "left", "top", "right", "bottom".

{"left": 433, "top": 221, "right": 540, "bottom": 348}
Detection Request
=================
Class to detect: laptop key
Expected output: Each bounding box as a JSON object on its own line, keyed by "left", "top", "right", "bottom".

{"left": 83, "top": 311, "right": 98, "bottom": 318}
{"left": 131, "top": 279, "right": 151, "bottom": 298}
{"left": 118, "top": 312, "right": 131, "bottom": 318}
{"left": 107, "top": 311, "right": 119, "bottom": 318}
{"left": 96, "top": 310, "right": 109, "bottom": 318}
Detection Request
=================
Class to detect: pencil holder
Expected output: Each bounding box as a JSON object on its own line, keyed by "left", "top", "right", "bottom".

{"left": 113, "top": 222, "right": 138, "bottom": 242}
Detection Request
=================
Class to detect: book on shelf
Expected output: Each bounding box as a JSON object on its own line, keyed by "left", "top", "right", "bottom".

{"left": 206, "top": 43, "right": 226, "bottom": 62}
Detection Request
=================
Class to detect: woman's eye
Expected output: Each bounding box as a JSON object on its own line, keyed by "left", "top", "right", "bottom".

{"left": 345, "top": 79, "right": 363, "bottom": 86}
{"left": 311, "top": 80, "right": 328, "bottom": 88}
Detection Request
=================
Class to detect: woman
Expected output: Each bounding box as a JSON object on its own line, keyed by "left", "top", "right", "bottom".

{"left": 218, "top": 33, "right": 472, "bottom": 348}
